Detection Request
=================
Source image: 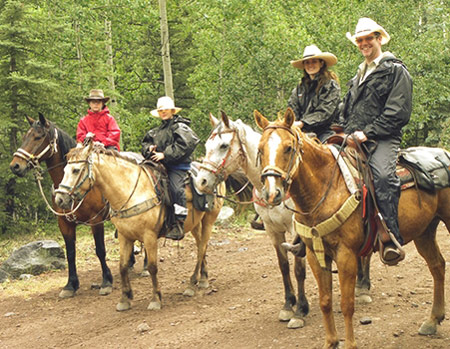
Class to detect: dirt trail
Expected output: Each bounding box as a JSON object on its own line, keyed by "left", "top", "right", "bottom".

{"left": 1, "top": 225, "right": 450, "bottom": 348}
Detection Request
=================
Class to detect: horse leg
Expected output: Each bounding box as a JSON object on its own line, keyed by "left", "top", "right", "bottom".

{"left": 307, "top": 250, "right": 339, "bottom": 348}
{"left": 116, "top": 234, "right": 134, "bottom": 311}
{"left": 355, "top": 254, "right": 372, "bottom": 303}
{"left": 267, "top": 230, "right": 297, "bottom": 324}
{"left": 183, "top": 224, "right": 203, "bottom": 297}
{"left": 91, "top": 224, "right": 113, "bottom": 295}
{"left": 413, "top": 219, "right": 445, "bottom": 335}
{"left": 335, "top": 248, "right": 358, "bottom": 349}
{"left": 144, "top": 236, "right": 161, "bottom": 310}
{"left": 58, "top": 219, "right": 79, "bottom": 298}
{"left": 289, "top": 255, "right": 309, "bottom": 329}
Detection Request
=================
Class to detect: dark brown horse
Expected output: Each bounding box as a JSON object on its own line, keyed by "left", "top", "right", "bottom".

{"left": 255, "top": 108, "right": 450, "bottom": 348}
{"left": 9, "top": 114, "right": 113, "bottom": 298}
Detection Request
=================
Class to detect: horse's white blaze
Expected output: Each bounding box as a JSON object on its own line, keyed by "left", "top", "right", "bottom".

{"left": 267, "top": 132, "right": 281, "bottom": 194}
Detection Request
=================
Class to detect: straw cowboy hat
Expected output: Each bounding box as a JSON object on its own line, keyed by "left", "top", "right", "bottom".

{"left": 150, "top": 96, "right": 182, "bottom": 117}
{"left": 346, "top": 17, "right": 390, "bottom": 45}
{"left": 290, "top": 45, "right": 337, "bottom": 70}
{"left": 85, "top": 89, "right": 110, "bottom": 103}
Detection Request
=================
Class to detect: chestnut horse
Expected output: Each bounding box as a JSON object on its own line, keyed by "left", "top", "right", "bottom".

{"left": 195, "top": 111, "right": 308, "bottom": 328}
{"left": 255, "top": 108, "right": 450, "bottom": 348}
{"left": 9, "top": 114, "right": 113, "bottom": 298}
{"left": 54, "top": 141, "right": 225, "bottom": 311}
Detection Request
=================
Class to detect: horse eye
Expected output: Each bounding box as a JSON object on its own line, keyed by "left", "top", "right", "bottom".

{"left": 72, "top": 168, "right": 80, "bottom": 175}
{"left": 285, "top": 145, "right": 293, "bottom": 154}
{"left": 220, "top": 143, "right": 229, "bottom": 150}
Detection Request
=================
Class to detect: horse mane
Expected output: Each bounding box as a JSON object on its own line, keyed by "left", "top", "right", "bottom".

{"left": 67, "top": 143, "right": 143, "bottom": 165}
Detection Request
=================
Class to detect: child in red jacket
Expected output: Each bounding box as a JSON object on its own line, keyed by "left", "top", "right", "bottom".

{"left": 76, "top": 89, "right": 121, "bottom": 150}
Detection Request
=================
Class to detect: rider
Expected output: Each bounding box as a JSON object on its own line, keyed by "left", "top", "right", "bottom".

{"left": 141, "top": 96, "right": 199, "bottom": 241}
{"left": 340, "top": 18, "right": 413, "bottom": 265}
{"left": 76, "top": 89, "right": 121, "bottom": 151}
{"left": 288, "top": 44, "right": 341, "bottom": 142}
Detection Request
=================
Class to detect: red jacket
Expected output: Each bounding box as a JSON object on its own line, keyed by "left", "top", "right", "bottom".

{"left": 76, "top": 107, "right": 121, "bottom": 150}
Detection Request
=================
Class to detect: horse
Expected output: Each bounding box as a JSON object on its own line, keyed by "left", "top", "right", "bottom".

{"left": 9, "top": 113, "right": 113, "bottom": 298}
{"left": 54, "top": 140, "right": 225, "bottom": 311}
{"left": 254, "top": 107, "right": 450, "bottom": 348}
{"left": 194, "top": 111, "right": 309, "bottom": 328}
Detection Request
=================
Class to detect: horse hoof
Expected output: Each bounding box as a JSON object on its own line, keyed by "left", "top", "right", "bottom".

{"left": 99, "top": 286, "right": 112, "bottom": 296}
{"left": 116, "top": 302, "right": 131, "bottom": 311}
{"left": 198, "top": 280, "right": 209, "bottom": 289}
{"left": 356, "top": 294, "right": 372, "bottom": 304}
{"left": 287, "top": 317, "right": 305, "bottom": 329}
{"left": 418, "top": 320, "right": 437, "bottom": 335}
{"left": 278, "top": 309, "right": 294, "bottom": 322}
{"left": 140, "top": 270, "right": 150, "bottom": 277}
{"left": 147, "top": 301, "right": 161, "bottom": 310}
{"left": 59, "top": 289, "right": 75, "bottom": 298}
{"left": 183, "top": 287, "right": 195, "bottom": 297}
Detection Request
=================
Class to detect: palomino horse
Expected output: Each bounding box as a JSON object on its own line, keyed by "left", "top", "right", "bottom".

{"left": 255, "top": 108, "right": 450, "bottom": 348}
{"left": 9, "top": 114, "right": 113, "bottom": 298}
{"left": 195, "top": 111, "right": 308, "bottom": 328}
{"left": 54, "top": 141, "right": 225, "bottom": 311}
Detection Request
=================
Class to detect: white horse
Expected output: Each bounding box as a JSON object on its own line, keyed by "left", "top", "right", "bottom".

{"left": 195, "top": 111, "right": 308, "bottom": 328}
{"left": 55, "top": 141, "right": 225, "bottom": 311}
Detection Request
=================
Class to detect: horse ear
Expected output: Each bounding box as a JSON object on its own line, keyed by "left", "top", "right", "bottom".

{"left": 25, "top": 115, "right": 35, "bottom": 126}
{"left": 284, "top": 108, "right": 295, "bottom": 128}
{"left": 254, "top": 110, "right": 269, "bottom": 130}
{"left": 209, "top": 112, "right": 219, "bottom": 127}
{"left": 220, "top": 111, "right": 230, "bottom": 128}
{"left": 38, "top": 112, "right": 48, "bottom": 127}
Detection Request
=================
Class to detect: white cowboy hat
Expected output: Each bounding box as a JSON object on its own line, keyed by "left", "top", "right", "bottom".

{"left": 290, "top": 45, "right": 337, "bottom": 70}
{"left": 150, "top": 96, "right": 182, "bottom": 117}
{"left": 85, "top": 89, "right": 110, "bottom": 103}
{"left": 346, "top": 17, "right": 390, "bottom": 46}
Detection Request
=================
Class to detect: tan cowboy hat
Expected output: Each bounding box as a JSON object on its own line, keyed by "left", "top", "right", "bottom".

{"left": 150, "top": 96, "right": 182, "bottom": 117}
{"left": 290, "top": 45, "right": 337, "bottom": 70}
{"left": 85, "top": 89, "right": 110, "bottom": 103}
{"left": 346, "top": 17, "right": 390, "bottom": 45}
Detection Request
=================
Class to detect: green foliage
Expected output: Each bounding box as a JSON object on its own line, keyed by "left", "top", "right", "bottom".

{"left": 0, "top": 0, "right": 449, "bottom": 234}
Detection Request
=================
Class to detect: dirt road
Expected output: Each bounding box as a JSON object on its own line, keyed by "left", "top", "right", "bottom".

{"left": 1, "top": 224, "right": 449, "bottom": 348}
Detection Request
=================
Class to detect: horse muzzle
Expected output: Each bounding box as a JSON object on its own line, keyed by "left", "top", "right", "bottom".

{"left": 54, "top": 189, "right": 73, "bottom": 210}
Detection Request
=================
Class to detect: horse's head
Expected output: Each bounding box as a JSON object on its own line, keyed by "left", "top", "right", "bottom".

{"left": 195, "top": 111, "right": 245, "bottom": 194}
{"left": 10, "top": 113, "right": 59, "bottom": 177}
{"left": 255, "top": 108, "right": 302, "bottom": 206}
{"left": 54, "top": 141, "right": 96, "bottom": 210}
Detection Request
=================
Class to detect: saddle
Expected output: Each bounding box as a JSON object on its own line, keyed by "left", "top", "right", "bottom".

{"left": 141, "top": 160, "right": 215, "bottom": 238}
{"left": 327, "top": 135, "right": 450, "bottom": 264}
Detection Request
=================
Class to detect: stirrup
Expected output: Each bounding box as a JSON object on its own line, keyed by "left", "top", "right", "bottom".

{"left": 378, "top": 232, "right": 405, "bottom": 266}
{"left": 281, "top": 241, "right": 306, "bottom": 258}
{"left": 165, "top": 222, "right": 185, "bottom": 241}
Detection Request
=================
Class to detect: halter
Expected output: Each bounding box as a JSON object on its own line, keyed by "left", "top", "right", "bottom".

{"left": 13, "top": 127, "right": 59, "bottom": 168}
{"left": 54, "top": 156, "right": 94, "bottom": 203}
{"left": 199, "top": 128, "right": 246, "bottom": 184}
{"left": 260, "top": 124, "right": 303, "bottom": 191}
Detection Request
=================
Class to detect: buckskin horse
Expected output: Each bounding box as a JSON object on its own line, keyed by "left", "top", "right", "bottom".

{"left": 54, "top": 140, "right": 225, "bottom": 311}
{"left": 195, "top": 111, "right": 308, "bottom": 328}
{"left": 255, "top": 108, "right": 450, "bottom": 348}
{"left": 9, "top": 114, "right": 113, "bottom": 298}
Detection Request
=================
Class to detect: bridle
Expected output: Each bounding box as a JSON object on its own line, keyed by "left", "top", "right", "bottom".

{"left": 199, "top": 127, "right": 246, "bottom": 185}
{"left": 13, "top": 125, "right": 59, "bottom": 169}
{"left": 260, "top": 124, "right": 303, "bottom": 192}
{"left": 54, "top": 154, "right": 94, "bottom": 205}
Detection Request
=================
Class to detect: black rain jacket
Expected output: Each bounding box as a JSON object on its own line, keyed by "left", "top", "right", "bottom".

{"left": 141, "top": 115, "right": 199, "bottom": 167}
{"left": 340, "top": 54, "right": 413, "bottom": 140}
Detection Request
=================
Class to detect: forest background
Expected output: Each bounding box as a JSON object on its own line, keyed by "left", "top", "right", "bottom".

{"left": 0, "top": 0, "right": 448, "bottom": 234}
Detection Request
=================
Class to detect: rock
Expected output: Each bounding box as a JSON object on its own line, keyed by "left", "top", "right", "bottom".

{"left": 137, "top": 322, "right": 150, "bottom": 333}
{"left": 0, "top": 268, "right": 9, "bottom": 283}
{"left": 359, "top": 317, "right": 372, "bottom": 325}
{"left": 1, "top": 240, "right": 65, "bottom": 279}
{"left": 216, "top": 206, "right": 234, "bottom": 226}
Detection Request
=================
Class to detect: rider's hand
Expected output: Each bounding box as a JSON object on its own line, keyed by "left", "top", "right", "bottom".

{"left": 150, "top": 151, "right": 164, "bottom": 162}
{"left": 352, "top": 131, "right": 367, "bottom": 143}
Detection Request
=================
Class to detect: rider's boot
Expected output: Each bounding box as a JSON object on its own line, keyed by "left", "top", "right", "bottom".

{"left": 165, "top": 220, "right": 185, "bottom": 241}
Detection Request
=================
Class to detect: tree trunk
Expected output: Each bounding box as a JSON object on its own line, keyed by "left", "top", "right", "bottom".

{"left": 159, "top": 0, "right": 174, "bottom": 99}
